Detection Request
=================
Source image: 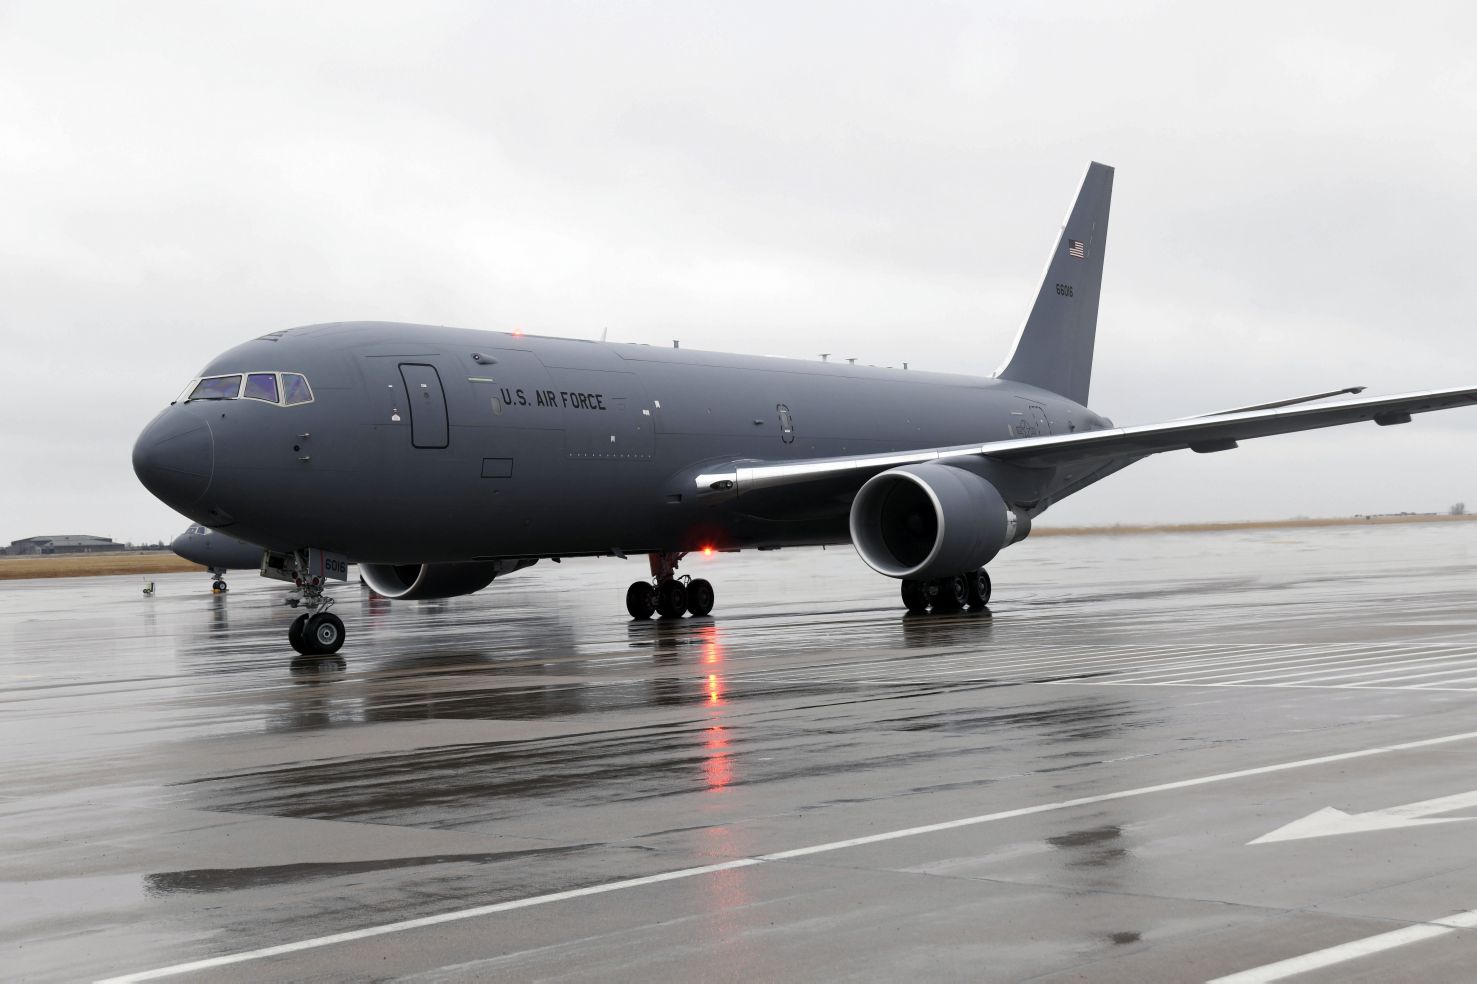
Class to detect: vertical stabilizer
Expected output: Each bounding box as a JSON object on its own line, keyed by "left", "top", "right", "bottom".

{"left": 994, "top": 161, "right": 1113, "bottom": 406}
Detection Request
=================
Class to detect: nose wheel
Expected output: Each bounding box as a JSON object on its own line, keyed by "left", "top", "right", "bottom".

{"left": 626, "top": 552, "right": 717, "bottom": 619}
{"left": 289, "top": 611, "right": 345, "bottom": 655}
{"left": 900, "top": 569, "right": 991, "bottom": 615}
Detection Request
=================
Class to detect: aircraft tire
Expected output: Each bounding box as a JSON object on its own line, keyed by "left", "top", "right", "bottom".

{"left": 687, "top": 579, "right": 715, "bottom": 617}
{"left": 288, "top": 613, "right": 311, "bottom": 654}
{"left": 655, "top": 580, "right": 688, "bottom": 619}
{"left": 307, "top": 613, "right": 346, "bottom": 655}
{"left": 932, "top": 575, "right": 968, "bottom": 612}
{"left": 626, "top": 581, "right": 657, "bottom": 619}
{"left": 900, "top": 579, "right": 929, "bottom": 613}
{"left": 212, "top": 580, "right": 227, "bottom": 593}
{"left": 966, "top": 570, "right": 991, "bottom": 608}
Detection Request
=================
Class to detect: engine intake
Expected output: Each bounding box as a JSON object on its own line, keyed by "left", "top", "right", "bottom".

{"left": 359, "top": 559, "right": 536, "bottom": 600}
{"left": 849, "top": 463, "right": 1029, "bottom": 579}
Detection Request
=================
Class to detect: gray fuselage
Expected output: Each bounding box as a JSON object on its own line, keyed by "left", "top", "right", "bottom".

{"left": 134, "top": 322, "right": 1111, "bottom": 564}
{"left": 170, "top": 524, "right": 264, "bottom": 572}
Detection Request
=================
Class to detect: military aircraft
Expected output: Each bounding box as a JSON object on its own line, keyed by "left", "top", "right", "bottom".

{"left": 132, "top": 162, "right": 1477, "bottom": 657}
{"left": 170, "top": 524, "right": 263, "bottom": 592}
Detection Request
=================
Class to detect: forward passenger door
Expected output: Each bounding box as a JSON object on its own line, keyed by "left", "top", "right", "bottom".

{"left": 399, "top": 363, "right": 450, "bottom": 449}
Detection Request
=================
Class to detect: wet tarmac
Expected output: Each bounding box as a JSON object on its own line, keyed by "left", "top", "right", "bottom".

{"left": 7, "top": 523, "right": 1477, "bottom": 982}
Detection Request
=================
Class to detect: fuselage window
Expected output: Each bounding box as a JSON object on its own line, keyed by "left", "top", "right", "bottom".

{"left": 243, "top": 373, "right": 279, "bottom": 403}
{"left": 282, "top": 373, "right": 313, "bottom": 406}
{"left": 189, "top": 375, "right": 242, "bottom": 401}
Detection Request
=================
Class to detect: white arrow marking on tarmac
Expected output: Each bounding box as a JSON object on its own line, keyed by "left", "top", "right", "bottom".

{"left": 1250, "top": 789, "right": 1477, "bottom": 844}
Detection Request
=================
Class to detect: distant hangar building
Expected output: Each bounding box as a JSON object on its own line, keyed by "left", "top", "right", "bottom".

{"left": 5, "top": 534, "right": 122, "bottom": 555}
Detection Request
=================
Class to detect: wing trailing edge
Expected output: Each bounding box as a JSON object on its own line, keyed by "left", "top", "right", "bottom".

{"left": 694, "top": 385, "right": 1477, "bottom": 495}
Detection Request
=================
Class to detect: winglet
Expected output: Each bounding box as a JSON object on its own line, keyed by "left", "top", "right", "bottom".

{"left": 995, "top": 162, "right": 1114, "bottom": 406}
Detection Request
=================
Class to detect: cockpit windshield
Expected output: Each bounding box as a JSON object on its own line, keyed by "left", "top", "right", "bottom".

{"left": 188, "top": 375, "right": 242, "bottom": 401}
{"left": 178, "top": 372, "right": 313, "bottom": 407}
{"left": 282, "top": 373, "right": 313, "bottom": 406}
{"left": 243, "top": 373, "right": 279, "bottom": 403}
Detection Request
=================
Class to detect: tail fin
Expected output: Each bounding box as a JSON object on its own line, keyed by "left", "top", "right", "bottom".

{"left": 994, "top": 161, "right": 1113, "bottom": 406}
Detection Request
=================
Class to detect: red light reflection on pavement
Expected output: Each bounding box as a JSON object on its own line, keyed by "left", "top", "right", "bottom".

{"left": 699, "top": 624, "right": 731, "bottom": 789}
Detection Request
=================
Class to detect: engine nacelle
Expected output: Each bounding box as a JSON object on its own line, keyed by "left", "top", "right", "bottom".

{"left": 359, "top": 558, "right": 537, "bottom": 600}
{"left": 849, "top": 463, "right": 1029, "bottom": 580}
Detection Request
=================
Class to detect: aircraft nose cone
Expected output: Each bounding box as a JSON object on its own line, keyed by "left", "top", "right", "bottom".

{"left": 168, "top": 532, "right": 196, "bottom": 561}
{"left": 133, "top": 410, "right": 214, "bottom": 508}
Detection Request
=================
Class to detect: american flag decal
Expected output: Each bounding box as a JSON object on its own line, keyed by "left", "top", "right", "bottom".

{"left": 1067, "top": 239, "right": 1086, "bottom": 258}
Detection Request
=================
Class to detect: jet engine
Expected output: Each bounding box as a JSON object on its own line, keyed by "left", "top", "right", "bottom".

{"left": 849, "top": 463, "right": 1029, "bottom": 580}
{"left": 359, "top": 559, "right": 537, "bottom": 600}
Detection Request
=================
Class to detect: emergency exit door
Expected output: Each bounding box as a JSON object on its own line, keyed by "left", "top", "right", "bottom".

{"left": 1028, "top": 405, "right": 1052, "bottom": 435}
{"left": 399, "top": 363, "right": 449, "bottom": 448}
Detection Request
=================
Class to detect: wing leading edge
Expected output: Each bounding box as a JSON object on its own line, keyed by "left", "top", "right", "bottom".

{"left": 694, "top": 385, "right": 1477, "bottom": 495}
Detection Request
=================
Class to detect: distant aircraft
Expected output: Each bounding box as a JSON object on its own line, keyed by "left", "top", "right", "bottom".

{"left": 170, "top": 524, "right": 262, "bottom": 592}
{"left": 132, "top": 162, "right": 1477, "bottom": 656}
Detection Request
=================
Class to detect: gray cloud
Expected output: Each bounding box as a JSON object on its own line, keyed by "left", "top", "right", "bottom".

{"left": 3, "top": 0, "right": 1475, "bottom": 543}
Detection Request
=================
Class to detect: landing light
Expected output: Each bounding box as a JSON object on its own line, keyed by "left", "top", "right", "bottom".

{"left": 702, "top": 545, "right": 714, "bottom": 557}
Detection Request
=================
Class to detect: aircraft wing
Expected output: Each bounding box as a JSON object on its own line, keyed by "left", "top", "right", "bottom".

{"left": 695, "top": 385, "right": 1477, "bottom": 494}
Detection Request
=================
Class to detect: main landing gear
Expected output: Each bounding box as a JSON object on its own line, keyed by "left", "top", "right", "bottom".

{"left": 626, "top": 552, "right": 716, "bottom": 620}
{"left": 900, "top": 569, "right": 991, "bottom": 615}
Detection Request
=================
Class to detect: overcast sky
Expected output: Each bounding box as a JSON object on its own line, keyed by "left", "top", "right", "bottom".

{"left": 4, "top": 1, "right": 1476, "bottom": 544}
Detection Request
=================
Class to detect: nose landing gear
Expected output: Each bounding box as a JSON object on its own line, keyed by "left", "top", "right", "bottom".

{"left": 901, "top": 569, "right": 991, "bottom": 615}
{"left": 626, "top": 552, "right": 716, "bottom": 620}
{"left": 208, "top": 567, "right": 228, "bottom": 593}
{"left": 263, "top": 548, "right": 350, "bottom": 656}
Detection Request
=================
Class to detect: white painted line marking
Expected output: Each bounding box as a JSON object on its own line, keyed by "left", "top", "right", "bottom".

{"left": 1155, "top": 646, "right": 1475, "bottom": 686}
{"left": 96, "top": 858, "right": 763, "bottom": 983}
{"left": 1413, "top": 671, "right": 1477, "bottom": 687}
{"left": 1334, "top": 661, "right": 1477, "bottom": 686}
{"left": 1098, "top": 641, "right": 1399, "bottom": 682}
{"left": 1250, "top": 788, "right": 1477, "bottom": 843}
{"left": 1207, "top": 906, "right": 1477, "bottom": 983}
{"left": 1256, "top": 651, "right": 1477, "bottom": 686}
{"left": 99, "top": 728, "right": 1477, "bottom": 983}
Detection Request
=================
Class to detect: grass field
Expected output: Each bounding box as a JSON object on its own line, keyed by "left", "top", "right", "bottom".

{"left": 1032, "top": 513, "right": 1477, "bottom": 537}
{"left": 0, "top": 552, "right": 204, "bottom": 580}
{"left": 3, "top": 513, "right": 1474, "bottom": 580}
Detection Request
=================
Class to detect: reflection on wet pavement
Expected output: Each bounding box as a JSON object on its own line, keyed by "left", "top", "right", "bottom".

{"left": 145, "top": 846, "right": 586, "bottom": 896}
{"left": 6, "top": 523, "right": 1477, "bottom": 980}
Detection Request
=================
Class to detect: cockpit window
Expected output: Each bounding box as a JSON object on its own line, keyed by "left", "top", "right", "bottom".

{"left": 282, "top": 373, "right": 313, "bottom": 406}
{"left": 189, "top": 375, "right": 242, "bottom": 401}
{"left": 243, "top": 372, "right": 279, "bottom": 403}
{"left": 179, "top": 371, "right": 313, "bottom": 406}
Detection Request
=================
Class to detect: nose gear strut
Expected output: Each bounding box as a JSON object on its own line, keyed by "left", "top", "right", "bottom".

{"left": 261, "top": 548, "right": 348, "bottom": 656}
